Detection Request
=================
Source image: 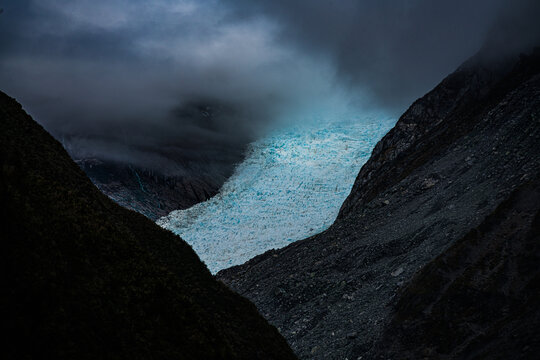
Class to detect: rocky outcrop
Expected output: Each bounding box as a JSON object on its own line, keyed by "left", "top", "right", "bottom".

{"left": 70, "top": 101, "right": 246, "bottom": 220}
{"left": 0, "top": 91, "right": 296, "bottom": 359}
{"left": 372, "top": 177, "right": 540, "bottom": 359}
{"left": 76, "top": 159, "right": 219, "bottom": 220}
{"left": 218, "top": 49, "right": 540, "bottom": 359}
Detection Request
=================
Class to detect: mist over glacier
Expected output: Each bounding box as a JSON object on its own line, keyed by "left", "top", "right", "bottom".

{"left": 158, "top": 112, "right": 394, "bottom": 273}
{"left": 2, "top": 0, "right": 534, "bottom": 175}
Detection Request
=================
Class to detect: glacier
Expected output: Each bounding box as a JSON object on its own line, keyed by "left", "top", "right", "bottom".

{"left": 157, "top": 114, "right": 394, "bottom": 273}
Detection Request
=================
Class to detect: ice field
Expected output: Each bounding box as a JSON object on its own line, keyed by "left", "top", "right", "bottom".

{"left": 157, "top": 115, "right": 394, "bottom": 273}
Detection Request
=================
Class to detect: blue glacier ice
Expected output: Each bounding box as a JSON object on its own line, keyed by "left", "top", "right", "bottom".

{"left": 157, "top": 113, "right": 395, "bottom": 273}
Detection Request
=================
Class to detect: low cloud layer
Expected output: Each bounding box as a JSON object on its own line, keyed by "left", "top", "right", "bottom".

{"left": 0, "top": 0, "right": 538, "bottom": 174}
{"left": 228, "top": 0, "right": 540, "bottom": 109}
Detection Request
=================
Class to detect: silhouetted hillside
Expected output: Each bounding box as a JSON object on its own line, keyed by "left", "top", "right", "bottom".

{"left": 0, "top": 91, "right": 296, "bottom": 359}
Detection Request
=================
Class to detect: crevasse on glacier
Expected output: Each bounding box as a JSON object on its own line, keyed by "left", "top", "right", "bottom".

{"left": 157, "top": 115, "right": 394, "bottom": 273}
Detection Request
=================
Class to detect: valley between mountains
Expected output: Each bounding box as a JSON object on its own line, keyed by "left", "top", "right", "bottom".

{"left": 2, "top": 43, "right": 539, "bottom": 360}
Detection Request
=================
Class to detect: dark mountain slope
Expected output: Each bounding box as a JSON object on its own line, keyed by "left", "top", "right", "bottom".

{"left": 0, "top": 91, "right": 296, "bottom": 359}
{"left": 218, "top": 50, "right": 540, "bottom": 359}
{"left": 75, "top": 158, "right": 219, "bottom": 220}
{"left": 65, "top": 100, "right": 245, "bottom": 220}
{"left": 70, "top": 102, "right": 244, "bottom": 220}
{"left": 373, "top": 176, "right": 540, "bottom": 359}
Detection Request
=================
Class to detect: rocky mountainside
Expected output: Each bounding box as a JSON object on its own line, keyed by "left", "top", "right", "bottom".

{"left": 373, "top": 175, "right": 540, "bottom": 359}
{"left": 0, "top": 91, "right": 296, "bottom": 359}
{"left": 218, "top": 49, "right": 540, "bottom": 359}
{"left": 76, "top": 159, "right": 219, "bottom": 220}
{"left": 69, "top": 102, "right": 245, "bottom": 220}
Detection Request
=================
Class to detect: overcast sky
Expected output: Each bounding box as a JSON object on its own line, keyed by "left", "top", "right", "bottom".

{"left": 0, "top": 0, "right": 538, "bottom": 172}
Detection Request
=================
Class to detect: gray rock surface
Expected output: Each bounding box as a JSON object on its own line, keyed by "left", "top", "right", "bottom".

{"left": 372, "top": 176, "right": 540, "bottom": 359}
{"left": 76, "top": 159, "right": 220, "bottom": 220}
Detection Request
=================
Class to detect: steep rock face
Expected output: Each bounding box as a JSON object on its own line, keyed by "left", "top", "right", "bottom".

{"left": 69, "top": 101, "right": 245, "bottom": 220}
{"left": 76, "top": 159, "right": 219, "bottom": 220}
{"left": 218, "top": 50, "right": 540, "bottom": 359}
{"left": 339, "top": 54, "right": 529, "bottom": 219}
{"left": 0, "top": 91, "right": 296, "bottom": 360}
{"left": 372, "top": 178, "right": 540, "bottom": 359}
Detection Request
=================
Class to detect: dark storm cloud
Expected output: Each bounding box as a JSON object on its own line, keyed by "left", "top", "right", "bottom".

{"left": 481, "top": 0, "right": 540, "bottom": 59}
{"left": 0, "top": 0, "right": 329, "bottom": 172}
{"left": 0, "top": 0, "right": 538, "bottom": 173}
{"left": 227, "top": 0, "right": 540, "bottom": 110}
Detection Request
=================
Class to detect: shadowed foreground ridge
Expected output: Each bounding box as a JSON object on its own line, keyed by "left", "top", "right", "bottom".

{"left": 0, "top": 91, "right": 296, "bottom": 359}
{"left": 218, "top": 49, "right": 540, "bottom": 359}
